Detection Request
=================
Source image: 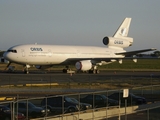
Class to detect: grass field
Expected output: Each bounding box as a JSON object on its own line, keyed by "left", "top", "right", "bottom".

{"left": 99, "top": 59, "right": 160, "bottom": 70}
{"left": 1, "top": 59, "right": 160, "bottom": 71}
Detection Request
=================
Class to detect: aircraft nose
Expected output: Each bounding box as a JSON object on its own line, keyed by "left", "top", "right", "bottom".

{"left": 3, "top": 52, "right": 11, "bottom": 61}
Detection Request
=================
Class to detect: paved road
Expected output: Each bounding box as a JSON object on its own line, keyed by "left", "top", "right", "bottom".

{"left": 0, "top": 70, "right": 160, "bottom": 85}
{"left": 0, "top": 70, "right": 159, "bottom": 97}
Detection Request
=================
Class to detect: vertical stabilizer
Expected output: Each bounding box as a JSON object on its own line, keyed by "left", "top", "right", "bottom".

{"left": 113, "top": 18, "right": 131, "bottom": 38}
{"left": 103, "top": 18, "right": 133, "bottom": 50}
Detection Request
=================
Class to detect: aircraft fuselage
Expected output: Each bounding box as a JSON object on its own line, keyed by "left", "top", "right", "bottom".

{"left": 4, "top": 44, "right": 125, "bottom": 65}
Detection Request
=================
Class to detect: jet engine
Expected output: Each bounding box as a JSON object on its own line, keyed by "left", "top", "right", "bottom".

{"left": 103, "top": 37, "right": 133, "bottom": 48}
{"left": 75, "top": 60, "right": 92, "bottom": 71}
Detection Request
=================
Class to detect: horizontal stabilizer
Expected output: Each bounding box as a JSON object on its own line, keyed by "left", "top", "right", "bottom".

{"left": 116, "top": 48, "right": 157, "bottom": 56}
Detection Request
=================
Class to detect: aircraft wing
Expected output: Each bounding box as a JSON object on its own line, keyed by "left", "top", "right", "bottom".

{"left": 64, "top": 48, "right": 157, "bottom": 64}
{"left": 115, "top": 48, "right": 156, "bottom": 57}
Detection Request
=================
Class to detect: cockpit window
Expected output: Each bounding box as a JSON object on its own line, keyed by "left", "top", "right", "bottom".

{"left": 7, "top": 49, "right": 17, "bottom": 53}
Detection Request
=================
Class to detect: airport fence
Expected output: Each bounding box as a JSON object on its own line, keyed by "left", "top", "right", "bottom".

{"left": 0, "top": 85, "right": 160, "bottom": 120}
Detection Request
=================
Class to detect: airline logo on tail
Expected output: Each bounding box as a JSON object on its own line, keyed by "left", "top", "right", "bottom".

{"left": 114, "top": 18, "right": 131, "bottom": 38}
{"left": 120, "top": 28, "right": 126, "bottom": 36}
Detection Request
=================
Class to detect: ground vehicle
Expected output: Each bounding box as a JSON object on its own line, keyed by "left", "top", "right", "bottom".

{"left": 8, "top": 101, "right": 50, "bottom": 118}
{"left": 108, "top": 92, "right": 146, "bottom": 106}
{"left": 70, "top": 98, "right": 92, "bottom": 110}
{"left": 80, "top": 94, "right": 118, "bottom": 108}
{"left": 41, "top": 96, "right": 82, "bottom": 114}
{"left": 0, "top": 105, "right": 25, "bottom": 120}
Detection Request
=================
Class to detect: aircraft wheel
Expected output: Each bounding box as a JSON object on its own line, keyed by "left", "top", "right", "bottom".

{"left": 96, "top": 70, "right": 100, "bottom": 74}
{"left": 62, "top": 69, "right": 67, "bottom": 73}
{"left": 24, "top": 70, "right": 29, "bottom": 74}
{"left": 88, "top": 70, "right": 99, "bottom": 74}
{"left": 88, "top": 70, "right": 93, "bottom": 73}
{"left": 93, "top": 70, "right": 96, "bottom": 74}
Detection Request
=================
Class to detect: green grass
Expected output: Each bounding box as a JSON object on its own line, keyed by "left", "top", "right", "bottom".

{"left": 99, "top": 59, "right": 160, "bottom": 70}
{"left": 0, "top": 59, "right": 160, "bottom": 71}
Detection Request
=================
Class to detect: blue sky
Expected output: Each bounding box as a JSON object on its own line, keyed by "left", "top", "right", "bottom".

{"left": 0, "top": 0, "right": 160, "bottom": 51}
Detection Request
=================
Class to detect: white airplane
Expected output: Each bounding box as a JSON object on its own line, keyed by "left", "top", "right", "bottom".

{"left": 3, "top": 18, "right": 156, "bottom": 74}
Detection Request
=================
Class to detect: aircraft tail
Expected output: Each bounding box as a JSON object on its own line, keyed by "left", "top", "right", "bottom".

{"left": 103, "top": 18, "right": 133, "bottom": 50}
{"left": 113, "top": 18, "right": 131, "bottom": 38}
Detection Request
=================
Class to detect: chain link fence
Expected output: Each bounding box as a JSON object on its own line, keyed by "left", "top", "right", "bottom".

{"left": 0, "top": 85, "right": 160, "bottom": 120}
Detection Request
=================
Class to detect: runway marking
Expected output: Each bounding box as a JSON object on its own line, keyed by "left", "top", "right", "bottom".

{"left": 26, "top": 83, "right": 59, "bottom": 87}
{"left": 0, "top": 97, "right": 15, "bottom": 101}
{"left": 0, "top": 83, "right": 59, "bottom": 87}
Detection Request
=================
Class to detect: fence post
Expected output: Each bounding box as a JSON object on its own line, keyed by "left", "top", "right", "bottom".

{"left": 147, "top": 108, "right": 149, "bottom": 120}
{"left": 106, "top": 90, "right": 108, "bottom": 120}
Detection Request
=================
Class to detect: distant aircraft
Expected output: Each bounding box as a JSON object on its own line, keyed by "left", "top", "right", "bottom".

{"left": 3, "top": 18, "right": 156, "bottom": 74}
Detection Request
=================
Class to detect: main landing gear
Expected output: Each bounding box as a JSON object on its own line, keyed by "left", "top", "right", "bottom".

{"left": 88, "top": 66, "right": 100, "bottom": 74}
{"left": 62, "top": 65, "right": 100, "bottom": 74}
{"left": 88, "top": 69, "right": 99, "bottom": 74}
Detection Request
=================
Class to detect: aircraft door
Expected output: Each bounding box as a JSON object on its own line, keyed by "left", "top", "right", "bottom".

{"left": 21, "top": 49, "right": 25, "bottom": 57}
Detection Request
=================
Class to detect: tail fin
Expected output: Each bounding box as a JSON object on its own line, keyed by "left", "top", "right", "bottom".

{"left": 103, "top": 18, "right": 133, "bottom": 50}
{"left": 113, "top": 18, "right": 131, "bottom": 38}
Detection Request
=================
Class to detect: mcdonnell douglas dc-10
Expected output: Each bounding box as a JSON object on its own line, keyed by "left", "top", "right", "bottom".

{"left": 3, "top": 18, "right": 156, "bottom": 74}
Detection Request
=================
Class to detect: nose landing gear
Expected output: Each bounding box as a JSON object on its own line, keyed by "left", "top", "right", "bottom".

{"left": 23, "top": 65, "right": 30, "bottom": 74}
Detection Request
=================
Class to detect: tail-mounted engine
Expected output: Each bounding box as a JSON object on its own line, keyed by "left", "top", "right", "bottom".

{"left": 103, "top": 37, "right": 133, "bottom": 48}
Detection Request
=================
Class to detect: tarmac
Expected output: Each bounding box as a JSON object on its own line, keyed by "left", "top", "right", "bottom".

{"left": 0, "top": 70, "right": 160, "bottom": 97}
